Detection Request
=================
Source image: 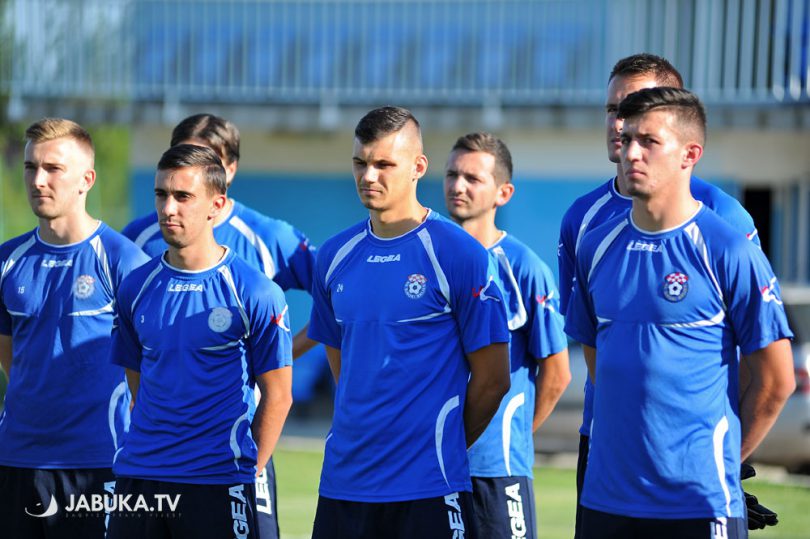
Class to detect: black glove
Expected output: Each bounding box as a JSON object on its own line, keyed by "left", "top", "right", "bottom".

{"left": 741, "top": 463, "right": 779, "bottom": 530}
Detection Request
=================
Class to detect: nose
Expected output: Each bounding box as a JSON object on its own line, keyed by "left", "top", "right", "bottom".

{"left": 30, "top": 167, "right": 47, "bottom": 189}
{"left": 361, "top": 166, "right": 378, "bottom": 184}
{"left": 446, "top": 176, "right": 464, "bottom": 195}
{"left": 623, "top": 140, "right": 641, "bottom": 162}
{"left": 159, "top": 195, "right": 177, "bottom": 217}
{"left": 611, "top": 116, "right": 624, "bottom": 135}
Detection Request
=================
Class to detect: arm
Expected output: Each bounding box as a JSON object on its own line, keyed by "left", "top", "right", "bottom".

{"left": 464, "top": 342, "right": 510, "bottom": 448}
{"left": 252, "top": 366, "right": 293, "bottom": 476}
{"left": 125, "top": 368, "right": 140, "bottom": 409}
{"left": 739, "top": 339, "right": 795, "bottom": 461}
{"left": 324, "top": 345, "right": 341, "bottom": 383}
{"left": 0, "top": 333, "right": 11, "bottom": 380}
{"left": 583, "top": 345, "right": 596, "bottom": 385}
{"left": 292, "top": 323, "right": 318, "bottom": 359}
{"left": 532, "top": 348, "right": 571, "bottom": 432}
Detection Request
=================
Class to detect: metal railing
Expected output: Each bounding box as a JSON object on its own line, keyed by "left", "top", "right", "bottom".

{"left": 2, "top": 0, "right": 808, "bottom": 107}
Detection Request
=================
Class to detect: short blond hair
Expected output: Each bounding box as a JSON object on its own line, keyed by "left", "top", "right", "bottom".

{"left": 25, "top": 118, "right": 94, "bottom": 156}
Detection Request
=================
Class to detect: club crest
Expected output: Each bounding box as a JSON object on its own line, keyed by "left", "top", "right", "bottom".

{"left": 404, "top": 274, "right": 427, "bottom": 299}
{"left": 663, "top": 271, "right": 689, "bottom": 302}
{"left": 208, "top": 307, "right": 233, "bottom": 332}
{"left": 73, "top": 275, "right": 95, "bottom": 299}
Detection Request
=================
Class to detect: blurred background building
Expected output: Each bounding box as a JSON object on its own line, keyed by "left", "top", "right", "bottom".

{"left": 1, "top": 0, "right": 809, "bottom": 412}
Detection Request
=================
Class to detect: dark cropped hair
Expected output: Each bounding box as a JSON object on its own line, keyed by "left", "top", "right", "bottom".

{"left": 451, "top": 132, "right": 513, "bottom": 184}
{"left": 617, "top": 87, "right": 706, "bottom": 144}
{"left": 609, "top": 53, "right": 684, "bottom": 88}
{"left": 170, "top": 113, "right": 240, "bottom": 165}
{"left": 354, "top": 106, "right": 421, "bottom": 144}
{"left": 157, "top": 144, "right": 227, "bottom": 195}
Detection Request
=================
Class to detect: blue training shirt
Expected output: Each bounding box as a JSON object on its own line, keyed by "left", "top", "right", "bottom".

{"left": 0, "top": 223, "right": 149, "bottom": 468}
{"left": 558, "top": 176, "right": 760, "bottom": 436}
{"left": 564, "top": 205, "right": 792, "bottom": 519}
{"left": 122, "top": 200, "right": 315, "bottom": 292}
{"left": 467, "top": 233, "right": 567, "bottom": 479}
{"left": 110, "top": 248, "right": 292, "bottom": 484}
{"left": 308, "top": 210, "right": 510, "bottom": 502}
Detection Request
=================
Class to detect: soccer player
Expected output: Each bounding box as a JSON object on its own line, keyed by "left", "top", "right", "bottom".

{"left": 556, "top": 53, "right": 761, "bottom": 537}
{"left": 0, "top": 118, "right": 148, "bottom": 538}
{"left": 122, "top": 113, "right": 314, "bottom": 537}
{"left": 444, "top": 132, "right": 570, "bottom": 539}
{"left": 565, "top": 87, "right": 795, "bottom": 538}
{"left": 106, "top": 145, "right": 293, "bottom": 539}
{"left": 308, "top": 106, "right": 511, "bottom": 538}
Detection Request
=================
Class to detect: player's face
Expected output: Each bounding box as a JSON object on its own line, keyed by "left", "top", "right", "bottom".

{"left": 620, "top": 110, "right": 691, "bottom": 199}
{"left": 605, "top": 75, "right": 660, "bottom": 163}
{"left": 352, "top": 129, "right": 427, "bottom": 214}
{"left": 176, "top": 137, "right": 238, "bottom": 187}
{"left": 444, "top": 150, "right": 502, "bottom": 223}
{"left": 155, "top": 167, "right": 225, "bottom": 249}
{"left": 23, "top": 137, "right": 94, "bottom": 220}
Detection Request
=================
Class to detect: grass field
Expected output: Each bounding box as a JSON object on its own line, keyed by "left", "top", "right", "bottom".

{"left": 274, "top": 444, "right": 810, "bottom": 539}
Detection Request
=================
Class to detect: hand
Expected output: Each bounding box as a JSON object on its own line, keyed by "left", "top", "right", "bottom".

{"left": 741, "top": 463, "right": 779, "bottom": 530}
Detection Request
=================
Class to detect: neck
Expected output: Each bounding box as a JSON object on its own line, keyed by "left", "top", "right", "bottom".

{"left": 631, "top": 180, "right": 699, "bottom": 232}
{"left": 456, "top": 214, "right": 502, "bottom": 248}
{"left": 212, "top": 197, "right": 233, "bottom": 226}
{"left": 615, "top": 163, "right": 629, "bottom": 196}
{"left": 369, "top": 201, "right": 428, "bottom": 238}
{"left": 166, "top": 236, "right": 226, "bottom": 271}
{"left": 38, "top": 211, "right": 98, "bottom": 245}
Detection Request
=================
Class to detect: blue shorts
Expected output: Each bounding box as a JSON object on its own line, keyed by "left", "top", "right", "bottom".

{"left": 581, "top": 507, "right": 748, "bottom": 539}
{"left": 471, "top": 475, "right": 536, "bottom": 539}
{"left": 312, "top": 491, "right": 476, "bottom": 539}
{"left": 0, "top": 465, "right": 115, "bottom": 539}
{"left": 255, "top": 457, "right": 279, "bottom": 539}
{"left": 107, "top": 477, "right": 259, "bottom": 539}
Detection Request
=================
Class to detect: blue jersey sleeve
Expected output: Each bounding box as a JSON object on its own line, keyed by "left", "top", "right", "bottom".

{"left": 308, "top": 247, "right": 341, "bottom": 349}
{"left": 723, "top": 241, "right": 793, "bottom": 355}
{"left": 272, "top": 224, "right": 316, "bottom": 293}
{"left": 558, "top": 206, "right": 580, "bottom": 316}
{"left": 109, "top": 279, "right": 143, "bottom": 371}
{"left": 245, "top": 280, "right": 293, "bottom": 376}
{"left": 563, "top": 242, "right": 598, "bottom": 348}
{"left": 525, "top": 260, "right": 568, "bottom": 360}
{"left": 449, "top": 245, "right": 510, "bottom": 355}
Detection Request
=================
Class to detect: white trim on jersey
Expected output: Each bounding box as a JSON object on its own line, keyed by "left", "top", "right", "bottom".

{"left": 325, "top": 230, "right": 367, "bottom": 284}
{"left": 396, "top": 305, "right": 451, "bottom": 323}
{"left": 712, "top": 416, "right": 732, "bottom": 516}
{"left": 435, "top": 395, "right": 460, "bottom": 488}
{"left": 0, "top": 235, "right": 37, "bottom": 288}
{"left": 417, "top": 229, "right": 451, "bottom": 308}
{"left": 684, "top": 222, "right": 726, "bottom": 308}
{"left": 661, "top": 310, "right": 726, "bottom": 328}
{"left": 90, "top": 235, "right": 114, "bottom": 292}
{"left": 131, "top": 263, "right": 165, "bottom": 313}
{"left": 201, "top": 340, "right": 243, "bottom": 352}
{"left": 492, "top": 245, "right": 528, "bottom": 331}
{"left": 575, "top": 191, "right": 613, "bottom": 254}
{"left": 229, "top": 215, "right": 276, "bottom": 279}
{"left": 108, "top": 381, "right": 129, "bottom": 451}
{"left": 229, "top": 412, "right": 250, "bottom": 471}
{"left": 589, "top": 220, "right": 629, "bottom": 282}
{"left": 133, "top": 221, "right": 161, "bottom": 249}
{"left": 218, "top": 265, "right": 250, "bottom": 339}
{"left": 502, "top": 392, "right": 525, "bottom": 477}
{"left": 68, "top": 301, "right": 115, "bottom": 317}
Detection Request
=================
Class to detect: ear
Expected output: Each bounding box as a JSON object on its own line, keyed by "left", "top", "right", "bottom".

{"left": 413, "top": 154, "right": 428, "bottom": 181}
{"left": 495, "top": 181, "right": 515, "bottom": 208}
{"left": 79, "top": 169, "right": 96, "bottom": 195}
{"left": 682, "top": 142, "right": 703, "bottom": 168}
{"left": 209, "top": 193, "right": 227, "bottom": 220}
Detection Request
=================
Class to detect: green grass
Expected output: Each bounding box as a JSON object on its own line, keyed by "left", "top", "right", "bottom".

{"left": 275, "top": 445, "right": 810, "bottom": 539}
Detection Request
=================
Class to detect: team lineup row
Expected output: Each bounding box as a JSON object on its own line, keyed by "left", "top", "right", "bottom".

{"left": 0, "top": 53, "right": 796, "bottom": 539}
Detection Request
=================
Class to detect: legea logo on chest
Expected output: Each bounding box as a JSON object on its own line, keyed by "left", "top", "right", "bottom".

{"left": 367, "top": 254, "right": 401, "bottom": 263}
{"left": 167, "top": 283, "right": 204, "bottom": 293}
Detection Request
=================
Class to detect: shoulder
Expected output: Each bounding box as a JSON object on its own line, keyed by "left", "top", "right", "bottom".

{"left": 500, "top": 234, "right": 552, "bottom": 275}
{"left": 317, "top": 219, "right": 369, "bottom": 262}
{"left": 227, "top": 254, "right": 285, "bottom": 302}
{"left": 121, "top": 212, "right": 159, "bottom": 242}
{"left": 690, "top": 178, "right": 754, "bottom": 226}
{"left": 98, "top": 225, "right": 150, "bottom": 263}
{"left": 0, "top": 229, "right": 37, "bottom": 260}
{"left": 229, "top": 202, "right": 301, "bottom": 240}
{"left": 578, "top": 213, "right": 630, "bottom": 263}
{"left": 693, "top": 207, "right": 755, "bottom": 252}
{"left": 118, "top": 256, "right": 163, "bottom": 299}
{"left": 425, "top": 212, "right": 488, "bottom": 253}
{"left": 561, "top": 180, "right": 614, "bottom": 226}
